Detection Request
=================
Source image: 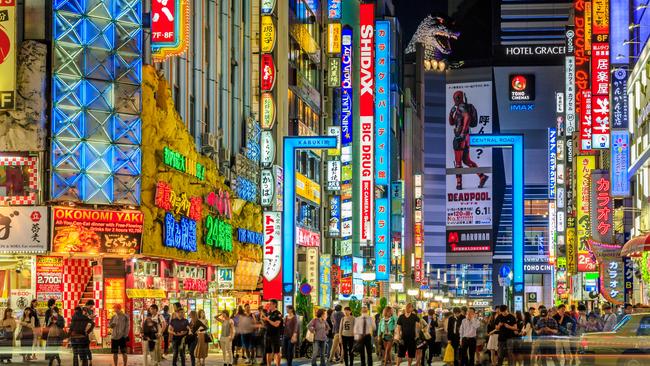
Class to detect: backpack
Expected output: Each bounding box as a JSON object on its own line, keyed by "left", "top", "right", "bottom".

{"left": 466, "top": 103, "right": 479, "bottom": 128}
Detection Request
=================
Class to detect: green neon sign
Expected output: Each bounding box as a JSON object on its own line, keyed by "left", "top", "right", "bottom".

{"left": 163, "top": 147, "right": 206, "bottom": 180}
{"left": 205, "top": 215, "right": 233, "bottom": 252}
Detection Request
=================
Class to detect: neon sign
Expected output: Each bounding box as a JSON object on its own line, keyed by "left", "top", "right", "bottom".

{"left": 237, "top": 228, "right": 263, "bottom": 246}
{"left": 164, "top": 213, "right": 197, "bottom": 252}
{"left": 205, "top": 190, "right": 232, "bottom": 219}
{"left": 163, "top": 147, "right": 205, "bottom": 180}
{"left": 151, "top": 0, "right": 190, "bottom": 61}
{"left": 155, "top": 181, "right": 202, "bottom": 221}
{"left": 263, "top": 212, "right": 282, "bottom": 300}
{"left": 204, "top": 215, "right": 233, "bottom": 252}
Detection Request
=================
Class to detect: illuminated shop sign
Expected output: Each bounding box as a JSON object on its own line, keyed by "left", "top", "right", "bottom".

{"left": 297, "top": 226, "right": 320, "bottom": 247}
{"left": 261, "top": 54, "right": 276, "bottom": 92}
{"left": 327, "top": 23, "right": 342, "bottom": 54}
{"left": 261, "top": 93, "right": 276, "bottom": 129}
{"left": 217, "top": 267, "right": 234, "bottom": 290}
{"left": 565, "top": 53, "right": 576, "bottom": 133}
{"left": 261, "top": 131, "right": 275, "bottom": 167}
{"left": 329, "top": 195, "right": 341, "bottom": 237}
{"left": 261, "top": 0, "right": 275, "bottom": 14}
{"left": 574, "top": 1, "right": 590, "bottom": 148}
{"left": 340, "top": 27, "right": 353, "bottom": 146}
{"left": 0, "top": 0, "right": 16, "bottom": 110}
{"left": 263, "top": 212, "right": 282, "bottom": 300}
{"left": 163, "top": 213, "right": 197, "bottom": 252}
{"left": 576, "top": 155, "right": 597, "bottom": 272}
{"left": 235, "top": 177, "right": 257, "bottom": 203}
{"left": 260, "top": 169, "right": 274, "bottom": 207}
{"left": 327, "top": 126, "right": 341, "bottom": 156}
{"left": 591, "top": 42, "right": 610, "bottom": 149}
{"left": 611, "top": 67, "right": 628, "bottom": 129}
{"left": 205, "top": 190, "right": 232, "bottom": 219}
{"left": 327, "top": 58, "right": 341, "bottom": 88}
{"left": 237, "top": 228, "right": 263, "bottom": 246}
{"left": 327, "top": 0, "right": 341, "bottom": 19}
{"left": 509, "top": 74, "right": 535, "bottom": 101}
{"left": 0, "top": 207, "right": 47, "bottom": 253}
{"left": 52, "top": 207, "right": 143, "bottom": 255}
{"left": 502, "top": 45, "right": 566, "bottom": 56}
{"left": 163, "top": 147, "right": 205, "bottom": 180}
{"left": 446, "top": 229, "right": 492, "bottom": 252}
{"left": 151, "top": 0, "right": 190, "bottom": 61}
{"left": 600, "top": 256, "right": 624, "bottom": 305}
{"left": 273, "top": 165, "right": 283, "bottom": 211}
{"left": 296, "top": 172, "right": 321, "bottom": 205}
{"left": 548, "top": 128, "right": 557, "bottom": 199}
{"left": 359, "top": 3, "right": 375, "bottom": 242}
{"left": 590, "top": 170, "right": 613, "bottom": 244}
{"left": 155, "top": 181, "right": 202, "bottom": 221}
{"left": 319, "top": 254, "right": 331, "bottom": 308}
{"left": 579, "top": 90, "right": 592, "bottom": 151}
{"left": 611, "top": 130, "right": 629, "bottom": 197}
{"left": 204, "top": 214, "right": 232, "bottom": 252}
{"left": 261, "top": 16, "right": 276, "bottom": 53}
{"left": 327, "top": 161, "right": 341, "bottom": 191}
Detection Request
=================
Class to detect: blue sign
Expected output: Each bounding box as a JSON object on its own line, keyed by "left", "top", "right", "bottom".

{"left": 319, "top": 254, "right": 332, "bottom": 308}
{"left": 509, "top": 103, "right": 535, "bottom": 111}
{"left": 164, "top": 213, "right": 197, "bottom": 252}
{"left": 283, "top": 136, "right": 337, "bottom": 295}
{"left": 236, "top": 177, "right": 258, "bottom": 203}
{"left": 237, "top": 228, "right": 263, "bottom": 246}
{"left": 340, "top": 256, "right": 352, "bottom": 276}
{"left": 341, "top": 27, "right": 353, "bottom": 146}
{"left": 611, "top": 130, "right": 630, "bottom": 197}
{"left": 470, "top": 134, "right": 525, "bottom": 294}
{"left": 548, "top": 128, "right": 557, "bottom": 199}
{"left": 612, "top": 67, "right": 629, "bottom": 129}
{"left": 327, "top": 0, "right": 341, "bottom": 19}
{"left": 329, "top": 195, "right": 341, "bottom": 237}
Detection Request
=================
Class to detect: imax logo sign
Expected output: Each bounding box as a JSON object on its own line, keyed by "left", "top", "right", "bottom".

{"left": 510, "top": 103, "right": 535, "bottom": 111}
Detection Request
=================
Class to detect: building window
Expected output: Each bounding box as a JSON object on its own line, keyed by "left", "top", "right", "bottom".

{"left": 524, "top": 199, "right": 549, "bottom": 216}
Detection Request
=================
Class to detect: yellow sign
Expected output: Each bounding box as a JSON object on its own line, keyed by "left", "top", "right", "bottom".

{"left": 585, "top": 1, "right": 592, "bottom": 54}
{"left": 576, "top": 155, "right": 595, "bottom": 271}
{"left": 566, "top": 228, "right": 577, "bottom": 275}
{"left": 296, "top": 172, "right": 321, "bottom": 205}
{"left": 261, "top": 16, "right": 276, "bottom": 53}
{"left": 0, "top": 0, "right": 17, "bottom": 110}
{"left": 126, "top": 288, "right": 166, "bottom": 299}
{"left": 261, "top": 93, "right": 276, "bottom": 129}
{"left": 592, "top": 0, "right": 609, "bottom": 34}
{"left": 327, "top": 23, "right": 342, "bottom": 54}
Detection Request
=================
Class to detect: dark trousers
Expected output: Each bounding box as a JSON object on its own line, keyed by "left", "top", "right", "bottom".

{"left": 187, "top": 339, "right": 197, "bottom": 366}
{"left": 539, "top": 340, "right": 558, "bottom": 366}
{"left": 283, "top": 336, "right": 295, "bottom": 366}
{"left": 172, "top": 337, "right": 186, "bottom": 366}
{"left": 71, "top": 339, "right": 89, "bottom": 366}
{"left": 450, "top": 338, "right": 460, "bottom": 366}
{"left": 460, "top": 337, "right": 476, "bottom": 366}
{"left": 496, "top": 340, "right": 510, "bottom": 366}
{"left": 421, "top": 338, "right": 436, "bottom": 365}
{"left": 163, "top": 332, "right": 170, "bottom": 354}
{"left": 357, "top": 335, "right": 373, "bottom": 366}
{"left": 342, "top": 336, "right": 355, "bottom": 366}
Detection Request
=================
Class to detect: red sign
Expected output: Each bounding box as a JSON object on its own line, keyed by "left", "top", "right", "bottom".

{"left": 297, "top": 226, "right": 320, "bottom": 247}
{"left": 261, "top": 54, "right": 276, "bottom": 92}
{"left": 263, "top": 212, "right": 282, "bottom": 300}
{"left": 151, "top": 0, "right": 176, "bottom": 43}
{"left": 155, "top": 181, "right": 202, "bottom": 221}
{"left": 35, "top": 256, "right": 63, "bottom": 301}
{"left": 414, "top": 258, "right": 422, "bottom": 283}
{"left": 578, "top": 252, "right": 598, "bottom": 272}
{"left": 414, "top": 222, "right": 423, "bottom": 247}
{"left": 205, "top": 190, "right": 232, "bottom": 219}
{"left": 359, "top": 3, "right": 375, "bottom": 242}
{"left": 579, "top": 90, "right": 592, "bottom": 150}
{"left": 52, "top": 207, "right": 143, "bottom": 255}
{"left": 340, "top": 276, "right": 352, "bottom": 295}
{"left": 183, "top": 278, "right": 208, "bottom": 292}
{"left": 574, "top": 0, "right": 590, "bottom": 142}
{"left": 591, "top": 43, "right": 610, "bottom": 148}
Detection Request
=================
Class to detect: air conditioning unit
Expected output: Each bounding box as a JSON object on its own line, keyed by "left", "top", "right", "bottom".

{"left": 201, "top": 132, "right": 218, "bottom": 153}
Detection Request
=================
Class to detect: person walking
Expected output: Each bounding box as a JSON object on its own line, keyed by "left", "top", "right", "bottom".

{"left": 329, "top": 305, "right": 344, "bottom": 363}
{"left": 240, "top": 305, "right": 256, "bottom": 364}
{"left": 534, "top": 308, "right": 558, "bottom": 366}
{"left": 354, "top": 306, "right": 375, "bottom": 366}
{"left": 282, "top": 306, "right": 299, "bottom": 366}
{"left": 339, "top": 307, "right": 356, "bottom": 366}
{"left": 458, "top": 308, "right": 480, "bottom": 366}
{"left": 19, "top": 306, "right": 36, "bottom": 362}
{"left": 170, "top": 306, "right": 190, "bottom": 366}
{"left": 186, "top": 311, "right": 202, "bottom": 366}
{"left": 69, "top": 306, "right": 94, "bottom": 366}
{"left": 494, "top": 305, "right": 517, "bottom": 366}
{"left": 601, "top": 304, "right": 618, "bottom": 332}
{"left": 84, "top": 300, "right": 96, "bottom": 366}
{"left": 396, "top": 303, "right": 419, "bottom": 366}
{"left": 0, "top": 308, "right": 15, "bottom": 364}
{"left": 45, "top": 306, "right": 65, "bottom": 366}
{"left": 485, "top": 311, "right": 498, "bottom": 366}
{"left": 142, "top": 312, "right": 160, "bottom": 366}
{"left": 193, "top": 310, "right": 210, "bottom": 366}
{"left": 161, "top": 305, "right": 172, "bottom": 357}
{"left": 309, "top": 309, "right": 331, "bottom": 366}
{"left": 447, "top": 308, "right": 464, "bottom": 366}
{"left": 28, "top": 299, "right": 41, "bottom": 361}
{"left": 144, "top": 304, "right": 166, "bottom": 366}
{"left": 553, "top": 304, "right": 575, "bottom": 365}
{"left": 262, "top": 299, "right": 283, "bottom": 366}
{"left": 108, "top": 304, "right": 130, "bottom": 366}
{"left": 422, "top": 309, "right": 438, "bottom": 365}
{"left": 378, "top": 306, "right": 397, "bottom": 366}
{"left": 218, "top": 310, "right": 235, "bottom": 366}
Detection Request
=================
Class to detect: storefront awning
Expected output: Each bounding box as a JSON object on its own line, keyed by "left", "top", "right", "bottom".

{"left": 126, "top": 288, "right": 166, "bottom": 299}
{"left": 621, "top": 234, "right": 650, "bottom": 257}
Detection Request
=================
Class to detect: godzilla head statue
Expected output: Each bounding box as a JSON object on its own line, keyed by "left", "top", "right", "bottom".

{"left": 405, "top": 16, "right": 460, "bottom": 60}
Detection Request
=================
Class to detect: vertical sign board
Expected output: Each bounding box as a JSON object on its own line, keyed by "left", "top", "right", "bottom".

{"left": 565, "top": 27, "right": 576, "bottom": 134}
{"left": 590, "top": 170, "right": 613, "bottom": 244}
{"left": 263, "top": 212, "right": 282, "bottom": 300}
{"left": 374, "top": 20, "right": 391, "bottom": 281}
{"left": 611, "top": 67, "right": 628, "bottom": 129}
{"left": 590, "top": 42, "right": 610, "bottom": 149}
{"left": 151, "top": 0, "right": 190, "bottom": 61}
{"left": 327, "top": 23, "right": 342, "bottom": 54}
{"left": 624, "top": 256, "right": 634, "bottom": 304}
{"left": 576, "top": 155, "right": 598, "bottom": 272}
{"left": 340, "top": 27, "right": 353, "bottom": 146}
{"left": 358, "top": 3, "right": 375, "bottom": 242}
{"left": 319, "top": 254, "right": 331, "bottom": 308}
{"left": 414, "top": 174, "right": 424, "bottom": 283}
{"left": 548, "top": 128, "right": 557, "bottom": 199}
{"left": 579, "top": 90, "right": 592, "bottom": 151}
{"left": 574, "top": 1, "right": 590, "bottom": 147}
{"left": 0, "top": 0, "right": 16, "bottom": 110}
{"left": 327, "top": 0, "right": 341, "bottom": 19}
{"left": 610, "top": 130, "right": 630, "bottom": 197}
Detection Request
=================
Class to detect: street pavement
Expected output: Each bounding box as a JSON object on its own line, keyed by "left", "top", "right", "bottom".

{"left": 4, "top": 351, "right": 447, "bottom": 366}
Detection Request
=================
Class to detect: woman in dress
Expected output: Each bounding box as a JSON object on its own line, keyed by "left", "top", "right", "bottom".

{"left": 20, "top": 307, "right": 36, "bottom": 362}
{"left": 194, "top": 309, "right": 210, "bottom": 366}
{"left": 0, "top": 308, "right": 16, "bottom": 364}
{"left": 45, "top": 306, "right": 65, "bottom": 366}
{"left": 415, "top": 314, "right": 430, "bottom": 366}
{"left": 218, "top": 310, "right": 235, "bottom": 366}
{"left": 486, "top": 311, "right": 499, "bottom": 366}
{"left": 377, "top": 306, "right": 396, "bottom": 366}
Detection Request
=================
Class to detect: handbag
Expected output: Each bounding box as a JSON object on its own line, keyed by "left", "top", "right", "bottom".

{"left": 48, "top": 325, "right": 62, "bottom": 339}
{"left": 204, "top": 332, "right": 213, "bottom": 343}
{"left": 305, "top": 329, "right": 315, "bottom": 343}
{"left": 443, "top": 343, "right": 455, "bottom": 363}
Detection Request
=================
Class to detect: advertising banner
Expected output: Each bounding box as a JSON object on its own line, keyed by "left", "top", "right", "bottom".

{"left": 358, "top": 3, "right": 375, "bottom": 242}
{"left": 319, "top": 254, "right": 331, "bottom": 308}
{"left": 296, "top": 172, "right": 321, "bottom": 205}
{"left": 263, "top": 212, "right": 282, "bottom": 300}
{"left": 327, "top": 161, "right": 341, "bottom": 191}
{"left": 591, "top": 43, "right": 610, "bottom": 149}
{"left": 151, "top": 0, "right": 190, "bottom": 61}
{"left": 375, "top": 197, "right": 390, "bottom": 280}
{"left": 445, "top": 81, "right": 493, "bottom": 226}
{"left": 611, "top": 130, "right": 630, "bottom": 197}
{"left": 611, "top": 67, "right": 628, "bottom": 129}
{"left": 51, "top": 207, "right": 142, "bottom": 255}
{"left": 35, "top": 256, "right": 63, "bottom": 302}
{"left": 327, "top": 0, "right": 341, "bottom": 19}
{"left": 590, "top": 170, "right": 613, "bottom": 244}
{"left": 260, "top": 169, "right": 274, "bottom": 207}
{"left": 599, "top": 256, "right": 624, "bottom": 305}
{"left": 446, "top": 228, "right": 492, "bottom": 253}
{"left": 566, "top": 227, "right": 577, "bottom": 274}
{"left": 327, "top": 23, "right": 341, "bottom": 54}
{"left": 574, "top": 1, "right": 590, "bottom": 143}
{"left": 579, "top": 90, "right": 592, "bottom": 151}
{"left": 297, "top": 227, "right": 320, "bottom": 247}
{"left": 0, "top": 0, "right": 16, "bottom": 110}
{"left": 0, "top": 206, "right": 47, "bottom": 253}
{"left": 306, "top": 247, "right": 319, "bottom": 303}
{"left": 341, "top": 27, "right": 353, "bottom": 146}
{"left": 565, "top": 26, "right": 576, "bottom": 134}
{"left": 576, "top": 156, "right": 597, "bottom": 272}
{"left": 548, "top": 128, "right": 557, "bottom": 199}
{"left": 329, "top": 195, "right": 341, "bottom": 237}
{"left": 217, "top": 267, "right": 234, "bottom": 290}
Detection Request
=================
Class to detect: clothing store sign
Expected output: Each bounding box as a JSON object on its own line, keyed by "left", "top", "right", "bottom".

{"left": 0, "top": 206, "right": 47, "bottom": 253}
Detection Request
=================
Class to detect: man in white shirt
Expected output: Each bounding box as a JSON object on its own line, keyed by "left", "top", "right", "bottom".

{"left": 144, "top": 304, "right": 166, "bottom": 366}
{"left": 353, "top": 306, "right": 375, "bottom": 366}
{"left": 459, "top": 308, "right": 481, "bottom": 366}
{"left": 602, "top": 304, "right": 618, "bottom": 332}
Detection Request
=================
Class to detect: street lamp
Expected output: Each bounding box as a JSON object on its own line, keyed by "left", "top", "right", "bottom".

{"left": 407, "top": 289, "right": 419, "bottom": 297}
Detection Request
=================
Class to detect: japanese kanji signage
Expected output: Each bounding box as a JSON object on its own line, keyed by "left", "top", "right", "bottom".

{"left": 611, "top": 67, "right": 628, "bottom": 129}
{"left": 319, "top": 254, "right": 331, "bottom": 308}
{"left": 599, "top": 256, "right": 624, "bottom": 305}
{"left": 548, "top": 128, "right": 557, "bottom": 199}
{"left": 0, "top": 207, "right": 47, "bottom": 253}
{"left": 576, "top": 155, "right": 598, "bottom": 272}
{"left": 164, "top": 213, "right": 197, "bottom": 252}
{"left": 327, "top": 23, "right": 341, "bottom": 54}
{"left": 0, "top": 0, "right": 16, "bottom": 110}
{"left": 261, "top": 93, "right": 276, "bottom": 130}
{"left": 590, "top": 170, "right": 613, "bottom": 244}
{"left": 151, "top": 0, "right": 190, "bottom": 61}
{"left": 261, "top": 54, "right": 276, "bottom": 92}
{"left": 163, "top": 147, "right": 205, "bottom": 181}
{"left": 204, "top": 214, "right": 232, "bottom": 252}
{"left": 260, "top": 169, "right": 274, "bottom": 207}
{"left": 624, "top": 256, "right": 634, "bottom": 304}
{"left": 611, "top": 130, "right": 630, "bottom": 197}
{"left": 155, "top": 181, "right": 202, "bottom": 221}
{"left": 579, "top": 90, "right": 592, "bottom": 151}
{"left": 261, "top": 16, "right": 276, "bottom": 53}
{"left": 591, "top": 43, "right": 610, "bottom": 149}
{"left": 263, "top": 212, "right": 282, "bottom": 300}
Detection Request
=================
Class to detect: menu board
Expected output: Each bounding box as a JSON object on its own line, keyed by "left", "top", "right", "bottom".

{"left": 35, "top": 256, "right": 63, "bottom": 307}
{"left": 104, "top": 278, "right": 125, "bottom": 320}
